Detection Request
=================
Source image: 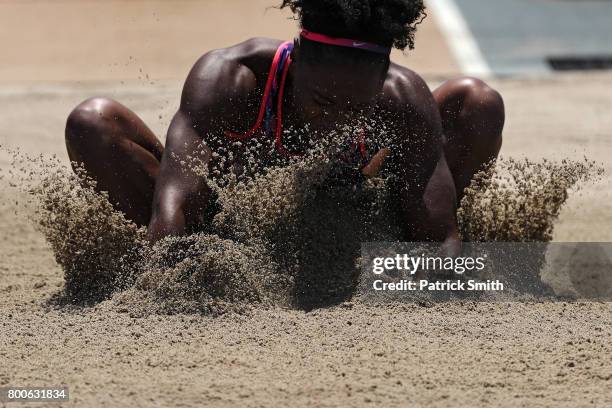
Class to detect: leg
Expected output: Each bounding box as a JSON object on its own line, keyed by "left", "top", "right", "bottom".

{"left": 432, "top": 77, "right": 505, "bottom": 201}
{"left": 65, "top": 97, "right": 164, "bottom": 226}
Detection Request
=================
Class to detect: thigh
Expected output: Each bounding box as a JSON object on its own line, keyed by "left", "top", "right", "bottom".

{"left": 65, "top": 97, "right": 164, "bottom": 226}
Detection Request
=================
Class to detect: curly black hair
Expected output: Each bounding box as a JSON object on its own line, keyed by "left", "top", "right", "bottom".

{"left": 280, "top": 0, "right": 426, "bottom": 50}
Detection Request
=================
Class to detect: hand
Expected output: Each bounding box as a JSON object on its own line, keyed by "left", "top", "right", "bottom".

{"left": 361, "top": 148, "right": 391, "bottom": 177}
{"left": 412, "top": 234, "right": 462, "bottom": 281}
{"left": 439, "top": 232, "right": 462, "bottom": 259}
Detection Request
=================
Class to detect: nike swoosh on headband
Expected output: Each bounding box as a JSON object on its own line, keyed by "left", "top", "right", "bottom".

{"left": 300, "top": 30, "right": 391, "bottom": 55}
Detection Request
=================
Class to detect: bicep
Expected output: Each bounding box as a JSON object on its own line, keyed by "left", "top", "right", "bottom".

{"left": 147, "top": 110, "right": 209, "bottom": 240}
{"left": 153, "top": 52, "right": 237, "bottom": 212}
{"left": 394, "top": 104, "right": 458, "bottom": 240}
{"left": 393, "top": 94, "right": 444, "bottom": 197}
{"left": 154, "top": 110, "right": 212, "bottom": 214}
{"left": 147, "top": 51, "right": 253, "bottom": 240}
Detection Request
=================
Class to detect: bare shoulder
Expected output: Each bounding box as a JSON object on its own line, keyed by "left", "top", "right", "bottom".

{"left": 179, "top": 38, "right": 284, "bottom": 117}
{"left": 377, "top": 63, "right": 443, "bottom": 151}
{"left": 379, "top": 63, "right": 437, "bottom": 115}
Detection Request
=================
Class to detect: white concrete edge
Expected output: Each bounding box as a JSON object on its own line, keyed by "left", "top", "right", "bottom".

{"left": 426, "top": 0, "right": 492, "bottom": 77}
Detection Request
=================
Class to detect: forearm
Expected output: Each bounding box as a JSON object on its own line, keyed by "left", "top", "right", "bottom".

{"left": 422, "top": 156, "right": 459, "bottom": 241}
{"left": 146, "top": 110, "right": 212, "bottom": 243}
{"left": 146, "top": 199, "right": 187, "bottom": 242}
{"left": 386, "top": 76, "right": 459, "bottom": 245}
{"left": 404, "top": 155, "right": 459, "bottom": 242}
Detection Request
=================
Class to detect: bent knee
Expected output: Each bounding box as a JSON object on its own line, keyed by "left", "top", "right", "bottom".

{"left": 444, "top": 77, "right": 505, "bottom": 139}
{"left": 455, "top": 77, "right": 504, "bottom": 118}
{"left": 65, "top": 97, "right": 124, "bottom": 147}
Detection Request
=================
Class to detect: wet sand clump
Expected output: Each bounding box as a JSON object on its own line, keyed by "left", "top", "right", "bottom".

{"left": 113, "top": 233, "right": 290, "bottom": 316}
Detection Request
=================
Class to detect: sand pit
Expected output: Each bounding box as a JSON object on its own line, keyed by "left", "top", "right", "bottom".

{"left": 1, "top": 75, "right": 611, "bottom": 407}
{"left": 5, "top": 134, "right": 605, "bottom": 308}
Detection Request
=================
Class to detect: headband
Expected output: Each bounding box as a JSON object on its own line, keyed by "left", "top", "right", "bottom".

{"left": 300, "top": 29, "right": 391, "bottom": 55}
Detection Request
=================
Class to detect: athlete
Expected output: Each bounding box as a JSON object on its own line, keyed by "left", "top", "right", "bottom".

{"left": 64, "top": 0, "right": 504, "bottom": 252}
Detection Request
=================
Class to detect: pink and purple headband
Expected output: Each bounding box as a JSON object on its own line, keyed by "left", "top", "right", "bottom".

{"left": 300, "top": 29, "right": 391, "bottom": 55}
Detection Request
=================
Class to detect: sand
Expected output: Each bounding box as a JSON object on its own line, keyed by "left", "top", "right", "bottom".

{"left": 1, "top": 73, "right": 611, "bottom": 406}
{"left": 0, "top": 0, "right": 610, "bottom": 405}
{"left": 1, "top": 0, "right": 612, "bottom": 398}
{"left": 1, "top": 175, "right": 611, "bottom": 407}
{"left": 1, "top": 292, "right": 610, "bottom": 407}
{"left": 0, "top": 0, "right": 458, "bottom": 82}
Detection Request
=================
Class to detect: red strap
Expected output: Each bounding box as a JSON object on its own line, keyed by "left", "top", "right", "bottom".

{"left": 225, "top": 41, "right": 369, "bottom": 160}
{"left": 358, "top": 130, "right": 367, "bottom": 158}
{"left": 224, "top": 42, "right": 292, "bottom": 141}
{"left": 274, "top": 55, "right": 303, "bottom": 157}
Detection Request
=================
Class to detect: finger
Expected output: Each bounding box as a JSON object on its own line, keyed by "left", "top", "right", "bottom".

{"left": 361, "top": 148, "right": 391, "bottom": 177}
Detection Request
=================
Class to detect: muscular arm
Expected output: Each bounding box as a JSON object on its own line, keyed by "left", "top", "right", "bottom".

{"left": 386, "top": 71, "right": 460, "bottom": 249}
{"left": 146, "top": 109, "right": 212, "bottom": 242}
{"left": 146, "top": 46, "right": 259, "bottom": 242}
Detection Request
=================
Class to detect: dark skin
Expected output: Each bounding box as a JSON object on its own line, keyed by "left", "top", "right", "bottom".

{"left": 65, "top": 38, "right": 504, "bottom": 253}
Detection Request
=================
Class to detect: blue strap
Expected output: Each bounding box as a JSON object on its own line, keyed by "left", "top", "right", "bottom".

{"left": 264, "top": 43, "right": 294, "bottom": 135}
